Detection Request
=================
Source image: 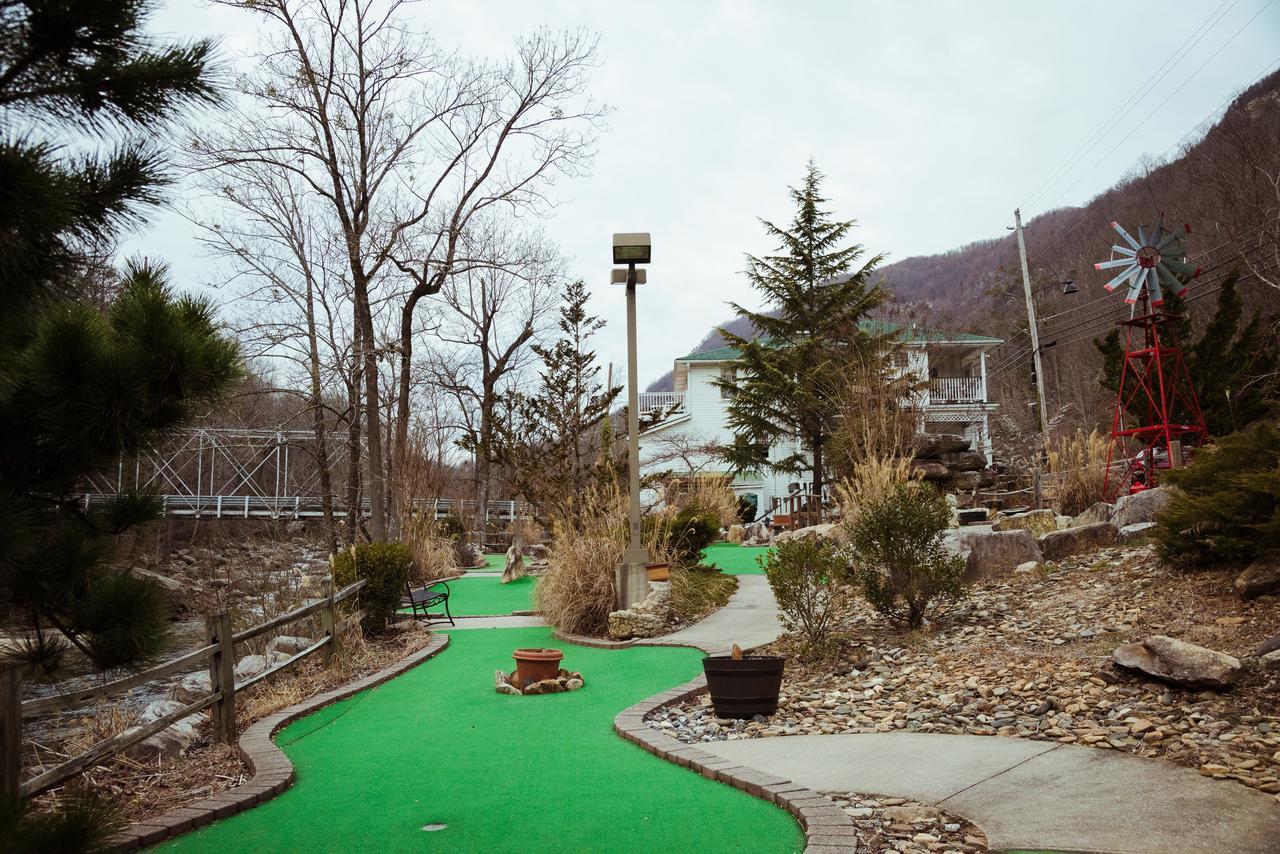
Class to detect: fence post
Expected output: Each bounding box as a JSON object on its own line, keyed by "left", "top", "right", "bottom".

{"left": 205, "top": 613, "right": 236, "bottom": 744}
{"left": 320, "top": 575, "right": 337, "bottom": 667}
{"left": 1, "top": 664, "right": 20, "bottom": 799}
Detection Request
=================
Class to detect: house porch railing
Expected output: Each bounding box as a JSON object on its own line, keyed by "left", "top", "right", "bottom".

{"left": 928, "top": 377, "right": 985, "bottom": 404}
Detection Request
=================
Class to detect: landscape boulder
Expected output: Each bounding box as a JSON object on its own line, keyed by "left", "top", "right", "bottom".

{"left": 458, "top": 543, "right": 486, "bottom": 568}
{"left": 938, "top": 451, "right": 988, "bottom": 472}
{"left": 501, "top": 543, "right": 528, "bottom": 584}
{"left": 1071, "top": 501, "right": 1114, "bottom": 527}
{"left": 522, "top": 543, "right": 550, "bottom": 561}
{"left": 267, "top": 635, "right": 312, "bottom": 656}
{"left": 773, "top": 522, "right": 843, "bottom": 547}
{"left": 1233, "top": 558, "right": 1280, "bottom": 601}
{"left": 1117, "top": 522, "right": 1158, "bottom": 545}
{"left": 992, "top": 509, "right": 1057, "bottom": 537}
{"left": 1111, "top": 486, "right": 1172, "bottom": 529}
{"left": 909, "top": 459, "right": 950, "bottom": 481}
{"left": 1261, "top": 650, "right": 1280, "bottom": 671}
{"left": 130, "top": 567, "right": 190, "bottom": 615}
{"left": 125, "top": 700, "right": 202, "bottom": 761}
{"left": 1038, "top": 522, "right": 1118, "bottom": 561}
{"left": 171, "top": 671, "right": 211, "bottom": 705}
{"left": 1252, "top": 634, "right": 1280, "bottom": 658}
{"left": 1112, "top": 635, "right": 1241, "bottom": 690}
{"left": 913, "top": 433, "right": 971, "bottom": 458}
{"left": 962, "top": 530, "right": 1042, "bottom": 581}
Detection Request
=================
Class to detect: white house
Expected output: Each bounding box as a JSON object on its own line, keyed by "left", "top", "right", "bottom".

{"left": 637, "top": 320, "right": 1002, "bottom": 521}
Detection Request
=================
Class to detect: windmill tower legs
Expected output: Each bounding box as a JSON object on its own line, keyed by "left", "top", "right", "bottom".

{"left": 1101, "top": 299, "right": 1209, "bottom": 500}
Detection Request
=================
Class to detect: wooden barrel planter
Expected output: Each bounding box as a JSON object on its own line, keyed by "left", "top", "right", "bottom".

{"left": 702, "top": 655, "right": 785, "bottom": 717}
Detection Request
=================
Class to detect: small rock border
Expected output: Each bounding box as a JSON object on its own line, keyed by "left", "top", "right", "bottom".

{"left": 106, "top": 633, "right": 451, "bottom": 851}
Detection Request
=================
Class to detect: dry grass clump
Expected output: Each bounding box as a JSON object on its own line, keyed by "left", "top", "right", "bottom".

{"left": 834, "top": 455, "right": 916, "bottom": 527}
{"left": 537, "top": 485, "right": 677, "bottom": 636}
{"left": 681, "top": 476, "right": 739, "bottom": 529}
{"left": 669, "top": 566, "right": 738, "bottom": 624}
{"left": 1048, "top": 429, "right": 1111, "bottom": 516}
{"left": 398, "top": 512, "right": 459, "bottom": 581}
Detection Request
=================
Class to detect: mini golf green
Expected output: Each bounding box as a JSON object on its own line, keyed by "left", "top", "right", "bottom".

{"left": 446, "top": 574, "right": 536, "bottom": 616}
{"left": 164, "top": 627, "right": 803, "bottom": 853}
{"left": 701, "top": 543, "right": 771, "bottom": 575}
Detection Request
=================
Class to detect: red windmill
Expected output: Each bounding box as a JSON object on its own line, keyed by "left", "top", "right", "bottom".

{"left": 1093, "top": 218, "right": 1209, "bottom": 498}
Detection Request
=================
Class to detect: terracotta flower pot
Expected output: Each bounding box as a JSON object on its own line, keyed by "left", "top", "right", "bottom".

{"left": 513, "top": 647, "right": 564, "bottom": 689}
{"left": 645, "top": 563, "right": 670, "bottom": 581}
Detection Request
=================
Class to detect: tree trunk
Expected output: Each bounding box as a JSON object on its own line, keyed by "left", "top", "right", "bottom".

{"left": 811, "top": 436, "right": 824, "bottom": 524}
{"left": 344, "top": 319, "right": 365, "bottom": 545}
{"left": 354, "top": 277, "right": 386, "bottom": 540}
{"left": 303, "top": 275, "right": 337, "bottom": 554}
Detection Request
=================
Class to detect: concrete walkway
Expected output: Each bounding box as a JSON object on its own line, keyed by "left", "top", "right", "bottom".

{"left": 443, "top": 614, "right": 548, "bottom": 630}
{"left": 700, "top": 731, "right": 1280, "bottom": 853}
{"left": 643, "top": 574, "right": 783, "bottom": 655}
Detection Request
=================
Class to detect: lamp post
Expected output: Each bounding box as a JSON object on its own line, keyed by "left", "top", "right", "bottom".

{"left": 611, "top": 233, "right": 651, "bottom": 609}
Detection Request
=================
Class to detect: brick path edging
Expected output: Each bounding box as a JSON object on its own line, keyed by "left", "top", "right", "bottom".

{"left": 556, "top": 630, "right": 859, "bottom": 854}
{"left": 107, "top": 633, "right": 451, "bottom": 852}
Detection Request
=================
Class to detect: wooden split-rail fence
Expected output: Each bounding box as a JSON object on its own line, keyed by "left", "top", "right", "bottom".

{"left": 1, "top": 576, "right": 368, "bottom": 800}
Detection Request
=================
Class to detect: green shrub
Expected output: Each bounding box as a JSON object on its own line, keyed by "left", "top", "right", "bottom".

{"left": 737, "top": 493, "right": 758, "bottom": 524}
{"left": 332, "top": 542, "right": 412, "bottom": 634}
{"left": 849, "top": 483, "right": 967, "bottom": 628}
{"left": 762, "top": 538, "right": 847, "bottom": 653}
{"left": 644, "top": 503, "right": 719, "bottom": 567}
{"left": 1156, "top": 419, "right": 1280, "bottom": 567}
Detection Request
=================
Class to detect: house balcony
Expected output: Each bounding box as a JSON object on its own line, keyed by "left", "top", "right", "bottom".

{"left": 638, "top": 391, "right": 686, "bottom": 414}
{"left": 927, "top": 377, "right": 985, "bottom": 405}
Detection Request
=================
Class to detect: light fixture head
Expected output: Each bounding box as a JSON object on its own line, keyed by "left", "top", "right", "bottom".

{"left": 610, "top": 268, "right": 646, "bottom": 285}
{"left": 1061, "top": 280, "right": 1079, "bottom": 295}
{"left": 612, "top": 232, "right": 651, "bottom": 264}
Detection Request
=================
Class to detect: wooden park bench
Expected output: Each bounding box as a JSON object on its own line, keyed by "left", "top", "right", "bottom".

{"left": 402, "top": 575, "right": 459, "bottom": 627}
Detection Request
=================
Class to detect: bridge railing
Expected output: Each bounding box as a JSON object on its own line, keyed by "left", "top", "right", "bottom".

{"left": 80, "top": 493, "right": 534, "bottom": 521}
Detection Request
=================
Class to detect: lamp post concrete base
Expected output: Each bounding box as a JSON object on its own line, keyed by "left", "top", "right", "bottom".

{"left": 615, "top": 547, "right": 650, "bottom": 609}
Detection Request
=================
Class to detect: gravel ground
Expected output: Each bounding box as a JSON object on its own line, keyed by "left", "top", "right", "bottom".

{"left": 823, "top": 793, "right": 986, "bottom": 853}
{"left": 649, "top": 544, "right": 1280, "bottom": 800}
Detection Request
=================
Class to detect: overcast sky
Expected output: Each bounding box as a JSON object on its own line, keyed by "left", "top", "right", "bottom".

{"left": 127, "top": 0, "right": 1280, "bottom": 387}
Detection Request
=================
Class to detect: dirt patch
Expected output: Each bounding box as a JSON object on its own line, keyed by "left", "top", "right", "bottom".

{"left": 825, "top": 792, "right": 987, "bottom": 853}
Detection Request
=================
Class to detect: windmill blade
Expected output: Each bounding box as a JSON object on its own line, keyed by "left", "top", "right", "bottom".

{"left": 1157, "top": 262, "right": 1189, "bottom": 297}
{"left": 1157, "top": 232, "right": 1182, "bottom": 252}
{"left": 1125, "top": 274, "right": 1143, "bottom": 304}
{"left": 1148, "top": 268, "right": 1164, "bottom": 305}
{"left": 1095, "top": 257, "right": 1135, "bottom": 271}
{"left": 1150, "top": 220, "right": 1166, "bottom": 248}
{"left": 1112, "top": 221, "right": 1141, "bottom": 249}
{"left": 1104, "top": 266, "right": 1136, "bottom": 291}
{"left": 1111, "top": 244, "right": 1137, "bottom": 257}
{"left": 1162, "top": 256, "right": 1194, "bottom": 278}
{"left": 1138, "top": 224, "right": 1148, "bottom": 246}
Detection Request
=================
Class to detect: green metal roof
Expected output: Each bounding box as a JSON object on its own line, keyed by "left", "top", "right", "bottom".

{"left": 676, "top": 320, "right": 1002, "bottom": 362}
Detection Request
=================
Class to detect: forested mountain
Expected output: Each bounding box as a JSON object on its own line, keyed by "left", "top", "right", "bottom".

{"left": 648, "top": 70, "right": 1280, "bottom": 440}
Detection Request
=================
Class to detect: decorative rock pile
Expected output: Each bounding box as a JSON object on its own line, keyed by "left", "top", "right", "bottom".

{"left": 494, "top": 668, "right": 584, "bottom": 695}
{"left": 824, "top": 792, "right": 987, "bottom": 854}
{"left": 910, "top": 433, "right": 997, "bottom": 500}
{"left": 956, "top": 487, "right": 1173, "bottom": 580}
{"left": 607, "top": 582, "right": 672, "bottom": 639}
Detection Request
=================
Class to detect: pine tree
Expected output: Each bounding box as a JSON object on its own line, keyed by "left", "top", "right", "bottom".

{"left": 1094, "top": 270, "right": 1278, "bottom": 437}
{"left": 717, "top": 162, "right": 885, "bottom": 512}
{"left": 0, "top": 0, "right": 239, "bottom": 674}
{"left": 496, "top": 279, "right": 621, "bottom": 516}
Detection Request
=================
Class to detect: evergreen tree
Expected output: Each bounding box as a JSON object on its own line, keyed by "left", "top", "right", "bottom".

{"left": 496, "top": 279, "right": 621, "bottom": 516}
{"left": 1094, "top": 270, "right": 1278, "bottom": 436}
{"left": 717, "top": 162, "right": 885, "bottom": 511}
{"left": 0, "top": 0, "right": 239, "bottom": 674}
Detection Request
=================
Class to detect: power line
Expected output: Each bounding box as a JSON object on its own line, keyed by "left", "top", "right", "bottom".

{"left": 1018, "top": 0, "right": 1240, "bottom": 213}
{"left": 1035, "top": 1, "right": 1278, "bottom": 215}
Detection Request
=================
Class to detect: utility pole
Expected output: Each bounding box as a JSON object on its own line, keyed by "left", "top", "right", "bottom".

{"left": 1014, "top": 208, "right": 1050, "bottom": 509}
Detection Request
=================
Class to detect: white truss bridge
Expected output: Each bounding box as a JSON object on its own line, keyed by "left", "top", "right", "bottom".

{"left": 82, "top": 427, "right": 529, "bottom": 521}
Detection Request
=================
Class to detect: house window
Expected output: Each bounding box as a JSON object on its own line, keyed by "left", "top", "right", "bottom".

{"left": 892, "top": 350, "right": 909, "bottom": 370}
{"left": 719, "top": 366, "right": 737, "bottom": 399}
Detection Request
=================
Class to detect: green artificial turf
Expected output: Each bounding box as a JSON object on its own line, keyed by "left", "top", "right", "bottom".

{"left": 700, "top": 543, "right": 772, "bottom": 575}
{"left": 447, "top": 574, "right": 537, "bottom": 616}
{"left": 164, "top": 627, "right": 803, "bottom": 854}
